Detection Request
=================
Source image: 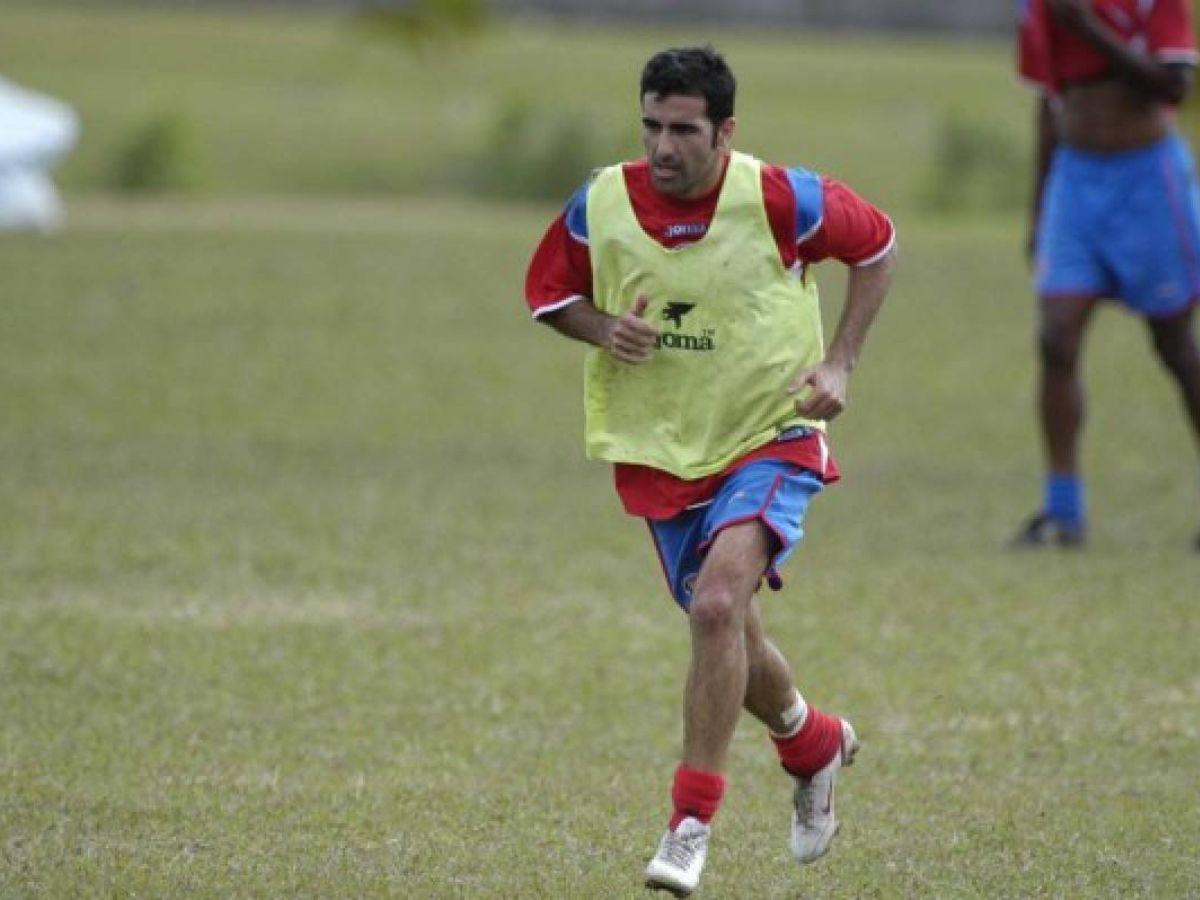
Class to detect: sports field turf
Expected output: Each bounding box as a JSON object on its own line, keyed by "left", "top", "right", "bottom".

{"left": 2, "top": 5, "right": 1199, "bottom": 897}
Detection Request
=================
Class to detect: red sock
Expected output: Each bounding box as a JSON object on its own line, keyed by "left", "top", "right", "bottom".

{"left": 669, "top": 766, "right": 726, "bottom": 830}
{"left": 771, "top": 706, "right": 842, "bottom": 778}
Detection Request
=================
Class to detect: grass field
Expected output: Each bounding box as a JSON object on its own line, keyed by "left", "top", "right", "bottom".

{"left": 3, "top": 5, "right": 1200, "bottom": 898}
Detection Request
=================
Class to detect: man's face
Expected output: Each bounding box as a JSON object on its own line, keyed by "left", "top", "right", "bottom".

{"left": 641, "top": 92, "right": 735, "bottom": 199}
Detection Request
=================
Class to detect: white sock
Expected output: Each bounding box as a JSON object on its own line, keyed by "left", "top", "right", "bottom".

{"left": 771, "top": 690, "right": 808, "bottom": 739}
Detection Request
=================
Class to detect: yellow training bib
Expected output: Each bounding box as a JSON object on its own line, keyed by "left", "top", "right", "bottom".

{"left": 583, "top": 151, "right": 825, "bottom": 478}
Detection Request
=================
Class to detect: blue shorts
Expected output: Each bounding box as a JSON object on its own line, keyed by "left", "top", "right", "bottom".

{"left": 646, "top": 459, "right": 824, "bottom": 611}
{"left": 1036, "top": 133, "right": 1200, "bottom": 318}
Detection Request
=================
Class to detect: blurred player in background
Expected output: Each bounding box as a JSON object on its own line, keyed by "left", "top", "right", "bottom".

{"left": 0, "top": 76, "right": 78, "bottom": 233}
{"left": 524, "top": 46, "right": 895, "bottom": 896}
{"left": 1014, "top": 0, "right": 1200, "bottom": 549}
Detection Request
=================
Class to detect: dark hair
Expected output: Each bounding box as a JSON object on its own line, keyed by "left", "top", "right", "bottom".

{"left": 640, "top": 45, "right": 736, "bottom": 126}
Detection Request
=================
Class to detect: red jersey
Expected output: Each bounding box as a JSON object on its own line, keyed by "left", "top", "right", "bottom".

{"left": 525, "top": 154, "right": 895, "bottom": 519}
{"left": 1018, "top": 0, "right": 1198, "bottom": 95}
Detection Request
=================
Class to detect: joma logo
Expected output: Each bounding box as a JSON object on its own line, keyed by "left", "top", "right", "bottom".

{"left": 656, "top": 301, "right": 714, "bottom": 351}
{"left": 662, "top": 302, "right": 696, "bottom": 328}
{"left": 656, "top": 332, "right": 715, "bottom": 351}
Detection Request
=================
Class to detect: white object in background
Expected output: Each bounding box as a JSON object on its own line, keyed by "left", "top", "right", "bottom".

{"left": 0, "top": 76, "right": 79, "bottom": 232}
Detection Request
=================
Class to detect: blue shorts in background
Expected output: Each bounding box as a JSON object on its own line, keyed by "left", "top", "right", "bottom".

{"left": 646, "top": 459, "right": 824, "bottom": 611}
{"left": 1036, "top": 132, "right": 1200, "bottom": 318}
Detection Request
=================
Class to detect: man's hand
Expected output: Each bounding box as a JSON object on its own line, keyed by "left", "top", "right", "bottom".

{"left": 605, "top": 294, "right": 660, "bottom": 364}
{"left": 787, "top": 361, "right": 851, "bottom": 421}
{"left": 790, "top": 245, "right": 895, "bottom": 421}
{"left": 1046, "top": 0, "right": 1099, "bottom": 36}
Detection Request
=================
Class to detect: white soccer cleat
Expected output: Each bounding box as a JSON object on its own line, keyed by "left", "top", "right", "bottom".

{"left": 644, "top": 816, "right": 710, "bottom": 897}
{"left": 790, "top": 718, "right": 860, "bottom": 864}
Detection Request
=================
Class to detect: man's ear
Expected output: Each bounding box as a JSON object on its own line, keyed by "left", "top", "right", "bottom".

{"left": 716, "top": 116, "right": 737, "bottom": 150}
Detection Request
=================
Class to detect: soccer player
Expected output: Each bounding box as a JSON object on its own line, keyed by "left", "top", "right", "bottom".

{"left": 524, "top": 46, "right": 896, "bottom": 895}
{"left": 1014, "top": 0, "right": 1200, "bottom": 549}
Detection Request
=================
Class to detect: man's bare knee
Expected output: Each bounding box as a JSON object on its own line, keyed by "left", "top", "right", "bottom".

{"left": 1038, "top": 297, "right": 1094, "bottom": 374}
{"left": 1039, "top": 324, "right": 1082, "bottom": 373}
{"left": 689, "top": 521, "right": 771, "bottom": 633}
{"left": 689, "top": 583, "right": 742, "bottom": 635}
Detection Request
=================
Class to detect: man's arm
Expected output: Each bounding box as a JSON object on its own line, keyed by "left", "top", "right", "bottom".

{"left": 1047, "top": 0, "right": 1194, "bottom": 103}
{"left": 788, "top": 246, "right": 896, "bottom": 421}
{"left": 1029, "top": 95, "right": 1058, "bottom": 260}
{"left": 541, "top": 295, "right": 660, "bottom": 364}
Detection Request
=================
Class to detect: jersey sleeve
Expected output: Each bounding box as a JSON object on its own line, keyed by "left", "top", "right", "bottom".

{"left": 783, "top": 166, "right": 825, "bottom": 243}
{"left": 797, "top": 177, "right": 895, "bottom": 267}
{"left": 524, "top": 182, "right": 594, "bottom": 318}
{"left": 1147, "top": 0, "right": 1199, "bottom": 64}
{"left": 1017, "top": 0, "right": 1056, "bottom": 92}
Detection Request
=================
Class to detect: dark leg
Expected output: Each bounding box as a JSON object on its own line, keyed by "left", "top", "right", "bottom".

{"left": 1012, "top": 294, "right": 1099, "bottom": 547}
{"left": 1145, "top": 306, "right": 1200, "bottom": 549}
{"left": 1038, "top": 294, "right": 1099, "bottom": 475}
{"left": 1146, "top": 305, "right": 1200, "bottom": 453}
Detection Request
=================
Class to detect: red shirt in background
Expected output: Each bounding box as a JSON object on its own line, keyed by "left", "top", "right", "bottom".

{"left": 1018, "top": 0, "right": 1197, "bottom": 95}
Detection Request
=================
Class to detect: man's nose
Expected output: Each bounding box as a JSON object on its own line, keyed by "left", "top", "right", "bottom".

{"left": 652, "top": 132, "right": 678, "bottom": 159}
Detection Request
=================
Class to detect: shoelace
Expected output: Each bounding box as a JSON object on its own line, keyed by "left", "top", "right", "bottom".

{"left": 794, "top": 772, "right": 836, "bottom": 828}
{"left": 661, "top": 830, "right": 704, "bottom": 869}
{"left": 793, "top": 780, "right": 817, "bottom": 827}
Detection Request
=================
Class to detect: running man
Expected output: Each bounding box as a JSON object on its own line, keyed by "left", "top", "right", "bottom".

{"left": 524, "top": 46, "right": 896, "bottom": 895}
{"left": 1014, "top": 0, "right": 1200, "bottom": 549}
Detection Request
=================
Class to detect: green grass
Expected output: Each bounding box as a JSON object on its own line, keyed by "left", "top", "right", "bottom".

{"left": 2, "top": 5, "right": 1200, "bottom": 898}
{"left": 3, "top": 197, "right": 1198, "bottom": 897}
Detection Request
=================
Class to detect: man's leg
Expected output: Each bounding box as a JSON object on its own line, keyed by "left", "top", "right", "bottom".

{"left": 679, "top": 522, "right": 854, "bottom": 775}
{"left": 1040, "top": 294, "right": 1098, "bottom": 477}
{"left": 1014, "top": 293, "right": 1098, "bottom": 545}
{"left": 743, "top": 597, "right": 796, "bottom": 733}
{"left": 1146, "top": 306, "right": 1200, "bottom": 547}
{"left": 647, "top": 463, "right": 851, "bottom": 894}
{"left": 741, "top": 595, "right": 858, "bottom": 864}
{"left": 1147, "top": 306, "right": 1200, "bottom": 448}
{"left": 645, "top": 522, "right": 766, "bottom": 896}
{"left": 680, "top": 521, "right": 770, "bottom": 772}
